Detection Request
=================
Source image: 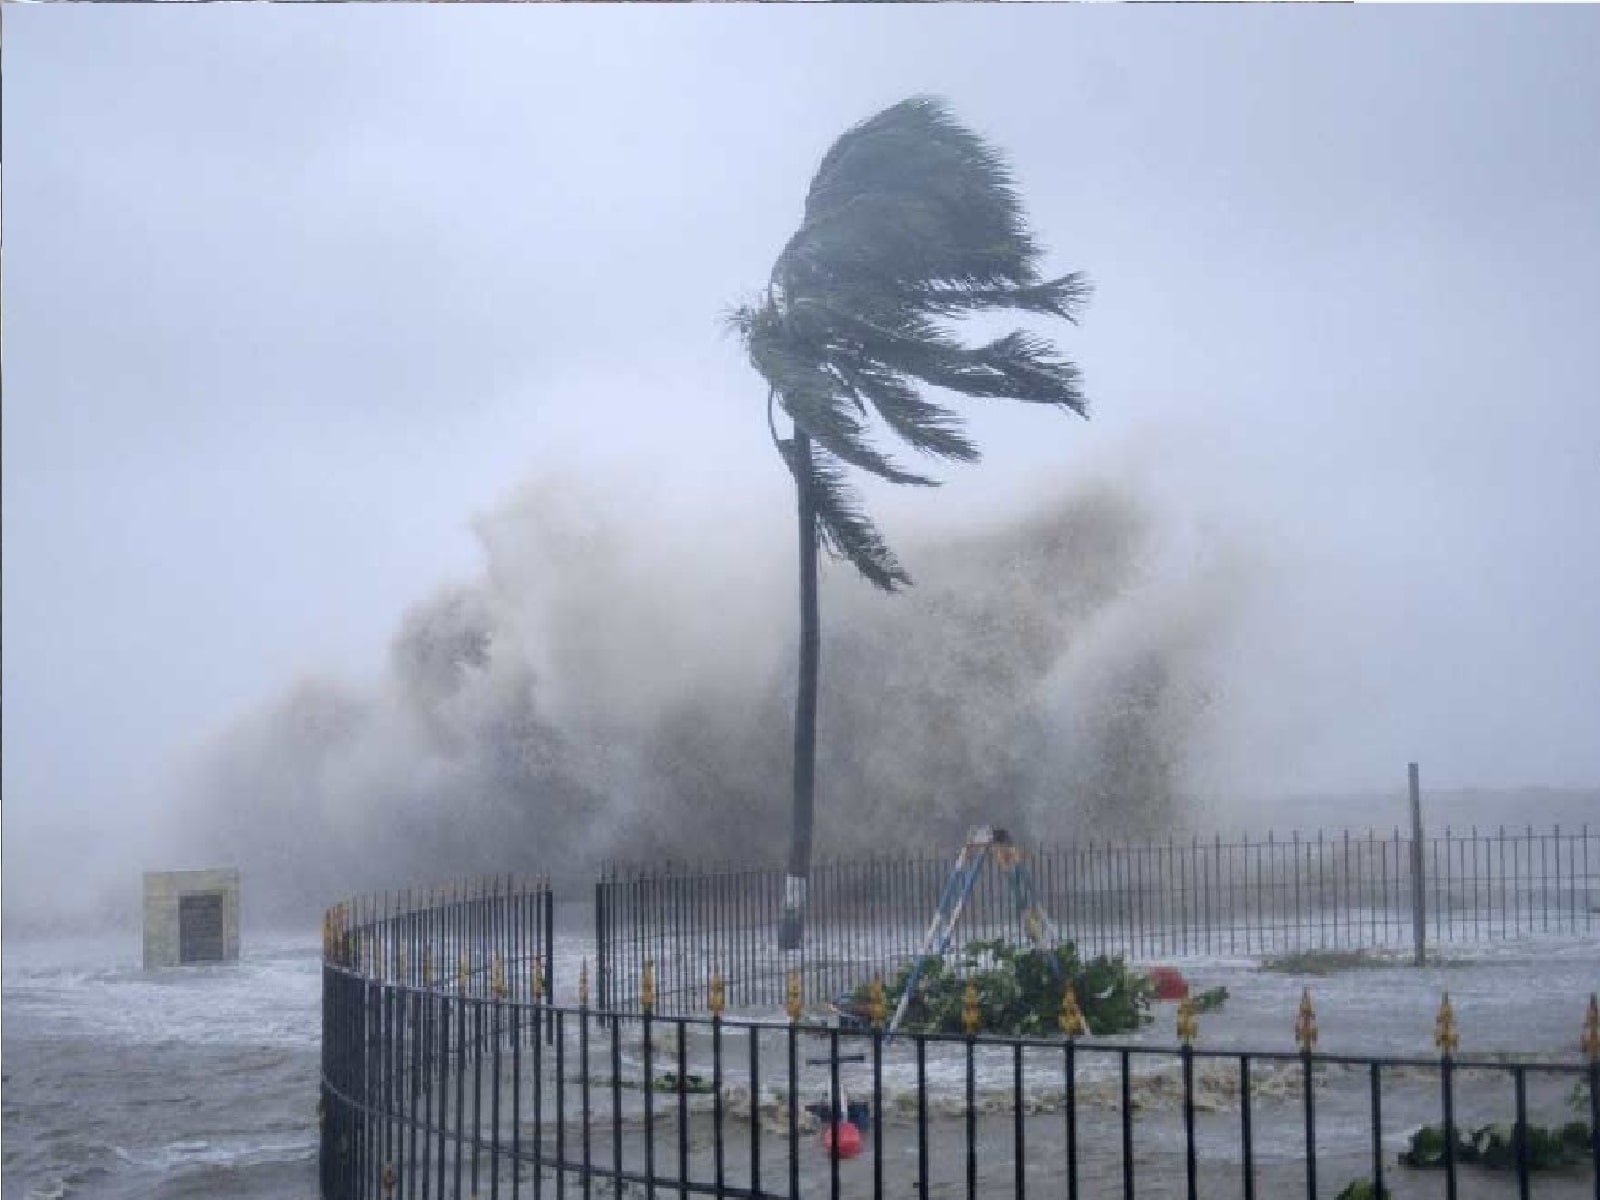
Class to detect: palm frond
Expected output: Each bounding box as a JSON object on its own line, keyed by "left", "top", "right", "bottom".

{"left": 723, "top": 302, "right": 761, "bottom": 341}
{"left": 790, "top": 298, "right": 1088, "bottom": 415}
{"left": 781, "top": 439, "right": 911, "bottom": 592}
{"left": 737, "top": 95, "right": 1092, "bottom": 590}
{"left": 966, "top": 331, "right": 1090, "bottom": 415}
{"left": 747, "top": 316, "right": 937, "bottom": 486}
{"left": 918, "top": 272, "right": 1093, "bottom": 323}
{"left": 778, "top": 96, "right": 1044, "bottom": 302}
{"left": 830, "top": 359, "right": 981, "bottom": 464}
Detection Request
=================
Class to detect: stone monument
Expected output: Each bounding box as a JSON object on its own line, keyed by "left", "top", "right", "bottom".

{"left": 142, "top": 868, "right": 241, "bottom": 968}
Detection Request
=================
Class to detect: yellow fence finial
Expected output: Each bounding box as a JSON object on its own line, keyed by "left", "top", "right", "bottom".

{"left": 1059, "top": 983, "right": 1087, "bottom": 1038}
{"left": 785, "top": 969, "right": 802, "bottom": 1024}
{"left": 869, "top": 974, "right": 887, "bottom": 1031}
{"left": 1435, "top": 992, "right": 1460, "bottom": 1056}
{"left": 1024, "top": 909, "right": 1045, "bottom": 945}
{"left": 962, "top": 978, "right": 981, "bottom": 1035}
{"left": 1177, "top": 997, "right": 1199, "bottom": 1046}
{"left": 1582, "top": 993, "right": 1599, "bottom": 1062}
{"left": 1295, "top": 988, "right": 1318, "bottom": 1054}
{"left": 643, "top": 960, "right": 657, "bottom": 1015}
{"left": 709, "top": 969, "right": 725, "bottom": 1018}
{"left": 579, "top": 959, "right": 591, "bottom": 1010}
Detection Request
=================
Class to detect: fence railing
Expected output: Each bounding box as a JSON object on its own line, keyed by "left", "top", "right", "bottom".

{"left": 321, "top": 877, "right": 556, "bottom": 1199}
{"left": 322, "top": 876, "right": 1600, "bottom": 1200}
{"left": 596, "top": 825, "right": 1599, "bottom": 1014}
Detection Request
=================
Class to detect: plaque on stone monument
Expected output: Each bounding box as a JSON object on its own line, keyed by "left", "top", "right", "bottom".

{"left": 179, "top": 892, "right": 226, "bottom": 963}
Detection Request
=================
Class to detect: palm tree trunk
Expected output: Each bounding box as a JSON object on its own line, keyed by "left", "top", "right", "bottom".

{"left": 779, "top": 430, "right": 820, "bottom": 950}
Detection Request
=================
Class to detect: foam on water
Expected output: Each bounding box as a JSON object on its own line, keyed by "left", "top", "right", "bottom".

{"left": 111, "top": 1134, "right": 319, "bottom": 1173}
{"left": 3, "top": 920, "right": 1594, "bottom": 1197}
{"left": 3, "top": 932, "right": 322, "bottom": 1049}
{"left": 2, "top": 931, "right": 324, "bottom": 1200}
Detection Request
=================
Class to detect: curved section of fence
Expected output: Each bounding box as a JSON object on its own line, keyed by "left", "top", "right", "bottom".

{"left": 321, "top": 870, "right": 1600, "bottom": 1200}
{"left": 320, "top": 878, "right": 555, "bottom": 1200}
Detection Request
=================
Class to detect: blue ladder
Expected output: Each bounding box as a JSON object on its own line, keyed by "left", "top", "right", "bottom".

{"left": 885, "top": 827, "right": 1065, "bottom": 1041}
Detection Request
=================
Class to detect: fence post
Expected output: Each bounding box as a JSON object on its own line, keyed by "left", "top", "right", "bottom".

{"left": 595, "top": 875, "right": 608, "bottom": 1023}
{"left": 1410, "top": 762, "right": 1427, "bottom": 967}
{"left": 544, "top": 881, "right": 556, "bottom": 1045}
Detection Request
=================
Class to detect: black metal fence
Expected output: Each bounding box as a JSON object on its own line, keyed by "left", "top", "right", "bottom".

{"left": 321, "top": 878, "right": 556, "bottom": 1200}
{"left": 322, "top": 876, "right": 1600, "bottom": 1200}
{"left": 596, "top": 826, "right": 1600, "bottom": 1014}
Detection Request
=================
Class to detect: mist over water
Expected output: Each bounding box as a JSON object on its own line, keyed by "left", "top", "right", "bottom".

{"left": 158, "top": 469, "right": 1252, "bottom": 925}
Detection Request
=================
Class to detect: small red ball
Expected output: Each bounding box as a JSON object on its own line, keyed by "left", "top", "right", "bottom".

{"left": 822, "top": 1119, "right": 863, "bottom": 1159}
{"left": 1149, "top": 966, "right": 1190, "bottom": 1001}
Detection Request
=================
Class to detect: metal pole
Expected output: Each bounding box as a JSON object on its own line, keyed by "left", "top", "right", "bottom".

{"left": 1410, "top": 762, "right": 1427, "bottom": 967}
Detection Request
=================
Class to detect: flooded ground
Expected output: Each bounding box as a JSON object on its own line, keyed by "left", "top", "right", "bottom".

{"left": 5, "top": 924, "right": 1594, "bottom": 1199}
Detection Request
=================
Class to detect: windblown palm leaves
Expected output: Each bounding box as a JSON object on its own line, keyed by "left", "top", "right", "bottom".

{"left": 732, "top": 96, "right": 1091, "bottom": 590}
{"left": 734, "top": 96, "right": 1092, "bottom": 947}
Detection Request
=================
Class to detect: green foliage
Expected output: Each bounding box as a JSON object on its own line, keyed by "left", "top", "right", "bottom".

{"left": 651, "top": 1072, "right": 715, "bottom": 1095}
{"left": 1332, "top": 1180, "right": 1389, "bottom": 1200}
{"left": 1399, "top": 1123, "right": 1474, "bottom": 1169}
{"left": 731, "top": 95, "right": 1090, "bottom": 591}
{"left": 853, "top": 939, "right": 1153, "bottom": 1037}
{"left": 1260, "top": 949, "right": 1384, "bottom": 975}
{"left": 1401, "top": 1121, "right": 1593, "bottom": 1172}
{"left": 1559, "top": 1121, "right": 1593, "bottom": 1152}
{"left": 1472, "top": 1122, "right": 1592, "bottom": 1170}
{"left": 1190, "top": 985, "right": 1229, "bottom": 1013}
{"left": 1570, "top": 1078, "right": 1592, "bottom": 1116}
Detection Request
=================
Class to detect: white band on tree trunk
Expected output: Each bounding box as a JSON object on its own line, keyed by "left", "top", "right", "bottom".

{"left": 784, "top": 874, "right": 807, "bottom": 908}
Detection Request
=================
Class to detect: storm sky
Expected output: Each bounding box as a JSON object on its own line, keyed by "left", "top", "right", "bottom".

{"left": 5, "top": 6, "right": 1599, "bottom": 926}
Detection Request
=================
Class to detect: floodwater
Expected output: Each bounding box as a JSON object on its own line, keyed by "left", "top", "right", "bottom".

{"left": 2, "top": 932, "right": 323, "bottom": 1200}
{"left": 2, "top": 925, "right": 1595, "bottom": 1199}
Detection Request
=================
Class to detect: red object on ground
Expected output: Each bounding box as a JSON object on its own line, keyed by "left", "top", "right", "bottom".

{"left": 822, "top": 1120, "right": 863, "bottom": 1159}
{"left": 1149, "top": 966, "right": 1189, "bottom": 1000}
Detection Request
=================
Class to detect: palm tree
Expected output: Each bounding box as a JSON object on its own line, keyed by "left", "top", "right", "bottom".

{"left": 730, "top": 96, "right": 1091, "bottom": 949}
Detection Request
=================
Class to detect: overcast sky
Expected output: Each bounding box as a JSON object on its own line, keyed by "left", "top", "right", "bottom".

{"left": 5, "top": 6, "right": 1599, "bottom": 922}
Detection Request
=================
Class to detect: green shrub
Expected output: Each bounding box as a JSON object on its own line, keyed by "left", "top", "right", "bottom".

{"left": 1559, "top": 1121, "right": 1592, "bottom": 1153}
{"left": 1570, "top": 1078, "right": 1592, "bottom": 1116}
{"left": 1401, "top": 1121, "right": 1593, "bottom": 1172}
{"left": 1333, "top": 1179, "right": 1389, "bottom": 1200}
{"left": 1190, "top": 985, "right": 1229, "bottom": 1013}
{"left": 851, "top": 939, "right": 1154, "bottom": 1037}
{"left": 1399, "top": 1123, "right": 1474, "bottom": 1168}
{"left": 651, "top": 1072, "right": 714, "bottom": 1094}
{"left": 1260, "top": 949, "right": 1383, "bottom": 975}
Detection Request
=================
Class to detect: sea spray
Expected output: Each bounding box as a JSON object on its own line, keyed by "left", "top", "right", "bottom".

{"left": 164, "top": 471, "right": 1252, "bottom": 922}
